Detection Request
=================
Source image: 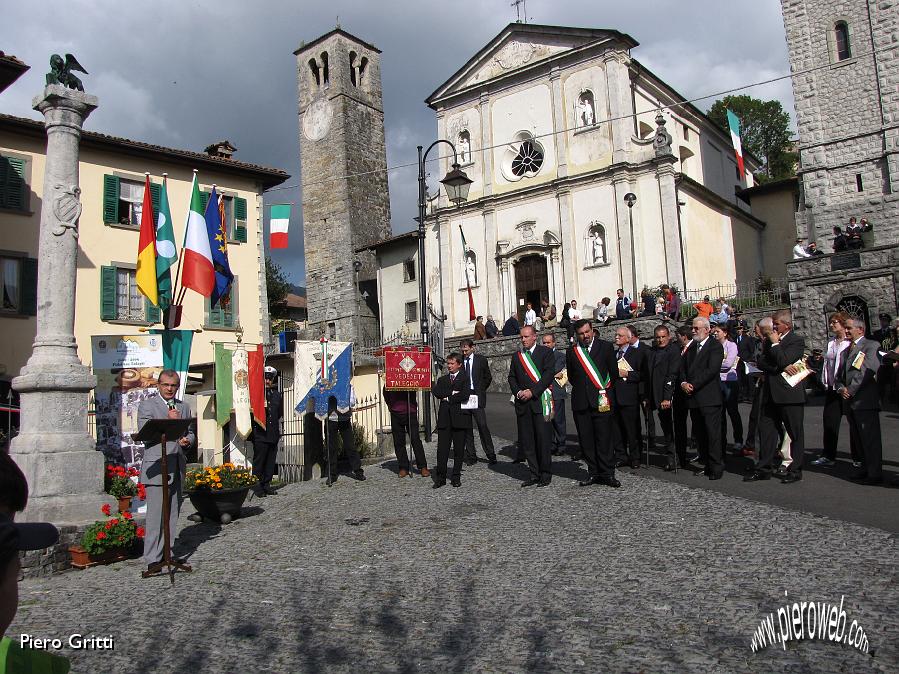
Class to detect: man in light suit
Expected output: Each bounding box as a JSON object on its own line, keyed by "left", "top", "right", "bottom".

{"left": 460, "top": 339, "right": 497, "bottom": 465}
{"left": 837, "top": 318, "right": 884, "bottom": 484}
{"left": 137, "top": 370, "right": 195, "bottom": 575}
{"left": 508, "top": 325, "right": 556, "bottom": 486}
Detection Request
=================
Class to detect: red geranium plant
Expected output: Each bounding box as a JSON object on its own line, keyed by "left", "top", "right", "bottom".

{"left": 104, "top": 464, "right": 140, "bottom": 499}
{"left": 81, "top": 505, "right": 143, "bottom": 555}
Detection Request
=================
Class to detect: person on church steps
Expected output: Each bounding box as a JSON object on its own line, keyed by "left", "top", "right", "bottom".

{"left": 473, "top": 315, "right": 487, "bottom": 340}
{"left": 485, "top": 315, "right": 498, "bottom": 339}
{"left": 693, "top": 296, "right": 714, "bottom": 319}
{"left": 508, "top": 325, "right": 556, "bottom": 487}
{"left": 679, "top": 317, "right": 725, "bottom": 480}
{"left": 614, "top": 289, "right": 631, "bottom": 320}
{"left": 501, "top": 313, "right": 521, "bottom": 337}
{"left": 612, "top": 326, "right": 645, "bottom": 469}
{"left": 431, "top": 353, "right": 472, "bottom": 489}
{"left": 460, "top": 339, "right": 497, "bottom": 466}
{"left": 567, "top": 319, "right": 621, "bottom": 488}
{"left": 837, "top": 317, "right": 884, "bottom": 484}
{"left": 745, "top": 310, "right": 807, "bottom": 484}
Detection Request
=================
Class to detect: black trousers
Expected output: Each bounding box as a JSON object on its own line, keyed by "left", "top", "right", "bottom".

{"left": 690, "top": 405, "right": 724, "bottom": 476}
{"left": 326, "top": 418, "right": 361, "bottom": 476}
{"left": 573, "top": 408, "right": 614, "bottom": 478}
{"left": 720, "top": 381, "right": 744, "bottom": 446}
{"left": 464, "top": 407, "right": 496, "bottom": 462}
{"left": 744, "top": 383, "right": 762, "bottom": 449}
{"left": 436, "top": 427, "right": 467, "bottom": 480}
{"left": 847, "top": 408, "right": 882, "bottom": 480}
{"left": 614, "top": 404, "right": 642, "bottom": 462}
{"left": 656, "top": 407, "right": 674, "bottom": 443}
{"left": 758, "top": 402, "right": 805, "bottom": 475}
{"left": 822, "top": 389, "right": 859, "bottom": 461}
{"left": 517, "top": 411, "right": 552, "bottom": 482}
{"left": 672, "top": 394, "right": 689, "bottom": 467}
{"left": 391, "top": 409, "right": 427, "bottom": 471}
{"left": 550, "top": 398, "right": 567, "bottom": 453}
{"left": 251, "top": 440, "right": 279, "bottom": 489}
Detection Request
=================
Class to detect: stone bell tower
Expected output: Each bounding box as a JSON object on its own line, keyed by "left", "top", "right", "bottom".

{"left": 295, "top": 28, "right": 391, "bottom": 344}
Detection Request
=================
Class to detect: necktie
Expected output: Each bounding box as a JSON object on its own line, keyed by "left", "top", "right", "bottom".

{"left": 837, "top": 347, "right": 849, "bottom": 384}
{"left": 617, "top": 348, "right": 625, "bottom": 360}
{"left": 466, "top": 358, "right": 472, "bottom": 384}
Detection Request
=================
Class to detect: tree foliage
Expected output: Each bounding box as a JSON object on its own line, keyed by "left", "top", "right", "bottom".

{"left": 266, "top": 255, "right": 291, "bottom": 320}
{"left": 708, "top": 95, "right": 797, "bottom": 183}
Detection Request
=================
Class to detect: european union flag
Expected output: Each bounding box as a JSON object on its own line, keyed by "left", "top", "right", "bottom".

{"left": 205, "top": 186, "right": 234, "bottom": 310}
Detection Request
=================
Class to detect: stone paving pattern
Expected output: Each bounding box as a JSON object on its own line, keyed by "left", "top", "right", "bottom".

{"left": 11, "top": 435, "right": 898, "bottom": 673}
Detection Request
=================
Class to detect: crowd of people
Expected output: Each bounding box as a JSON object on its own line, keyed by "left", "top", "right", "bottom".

{"left": 432, "top": 304, "right": 894, "bottom": 490}
{"left": 793, "top": 216, "right": 874, "bottom": 259}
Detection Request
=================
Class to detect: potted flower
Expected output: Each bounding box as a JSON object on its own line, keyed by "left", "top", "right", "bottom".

{"left": 104, "top": 464, "right": 141, "bottom": 513}
{"left": 184, "top": 463, "right": 258, "bottom": 524}
{"left": 69, "top": 504, "right": 145, "bottom": 569}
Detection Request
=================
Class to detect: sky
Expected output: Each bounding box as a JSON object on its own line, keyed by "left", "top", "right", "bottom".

{"left": 2, "top": 0, "right": 794, "bottom": 285}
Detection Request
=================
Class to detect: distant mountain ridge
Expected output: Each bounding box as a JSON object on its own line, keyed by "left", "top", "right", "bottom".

{"left": 289, "top": 284, "right": 306, "bottom": 297}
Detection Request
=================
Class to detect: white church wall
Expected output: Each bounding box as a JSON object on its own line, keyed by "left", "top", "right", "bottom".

{"left": 562, "top": 65, "right": 613, "bottom": 172}
{"left": 570, "top": 182, "right": 623, "bottom": 305}
{"left": 445, "top": 106, "right": 485, "bottom": 201}
{"left": 680, "top": 195, "right": 739, "bottom": 290}
{"left": 634, "top": 173, "right": 671, "bottom": 290}
{"left": 490, "top": 84, "right": 557, "bottom": 194}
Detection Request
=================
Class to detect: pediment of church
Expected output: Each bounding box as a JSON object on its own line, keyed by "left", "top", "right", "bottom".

{"left": 427, "top": 23, "right": 637, "bottom": 106}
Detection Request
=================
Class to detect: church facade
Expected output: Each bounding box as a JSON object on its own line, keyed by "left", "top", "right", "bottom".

{"left": 422, "top": 23, "right": 777, "bottom": 337}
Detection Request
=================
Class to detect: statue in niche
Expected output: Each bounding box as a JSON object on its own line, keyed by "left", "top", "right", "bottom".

{"left": 589, "top": 227, "right": 606, "bottom": 265}
{"left": 576, "top": 92, "right": 595, "bottom": 127}
{"left": 458, "top": 131, "right": 471, "bottom": 164}
{"left": 463, "top": 252, "right": 477, "bottom": 286}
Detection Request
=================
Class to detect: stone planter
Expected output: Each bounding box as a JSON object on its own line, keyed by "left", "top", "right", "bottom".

{"left": 68, "top": 545, "right": 131, "bottom": 569}
{"left": 117, "top": 496, "right": 132, "bottom": 513}
{"left": 186, "top": 487, "right": 249, "bottom": 524}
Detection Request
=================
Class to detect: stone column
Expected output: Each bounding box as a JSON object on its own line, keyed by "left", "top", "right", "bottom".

{"left": 656, "top": 159, "right": 685, "bottom": 290}
{"left": 549, "top": 66, "right": 568, "bottom": 178}
{"left": 10, "top": 85, "right": 110, "bottom": 524}
{"left": 478, "top": 94, "right": 493, "bottom": 197}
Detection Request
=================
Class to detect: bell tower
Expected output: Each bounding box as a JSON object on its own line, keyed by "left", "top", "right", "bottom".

{"left": 295, "top": 29, "right": 391, "bottom": 343}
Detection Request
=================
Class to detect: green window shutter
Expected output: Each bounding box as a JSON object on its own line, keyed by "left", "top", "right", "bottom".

{"left": 102, "top": 175, "right": 120, "bottom": 224}
{"left": 100, "top": 266, "right": 118, "bottom": 320}
{"left": 149, "top": 182, "right": 161, "bottom": 222}
{"left": 145, "top": 297, "right": 161, "bottom": 324}
{"left": 225, "top": 278, "right": 237, "bottom": 327}
{"left": 206, "top": 295, "right": 222, "bottom": 327}
{"left": 19, "top": 257, "right": 38, "bottom": 316}
{"left": 199, "top": 190, "right": 210, "bottom": 214}
{"left": 0, "top": 156, "right": 26, "bottom": 210}
{"left": 234, "top": 197, "right": 248, "bottom": 243}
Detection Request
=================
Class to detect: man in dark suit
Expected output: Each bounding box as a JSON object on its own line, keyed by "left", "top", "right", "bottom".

{"left": 137, "top": 370, "right": 195, "bottom": 575}
{"left": 838, "top": 318, "right": 883, "bottom": 484}
{"left": 734, "top": 324, "right": 757, "bottom": 401}
{"left": 508, "top": 325, "right": 555, "bottom": 486}
{"left": 250, "top": 366, "right": 284, "bottom": 497}
{"left": 567, "top": 319, "right": 621, "bottom": 487}
{"left": 671, "top": 324, "right": 694, "bottom": 469}
{"left": 541, "top": 332, "right": 569, "bottom": 456}
{"left": 746, "top": 309, "right": 807, "bottom": 483}
{"left": 649, "top": 324, "right": 680, "bottom": 470}
{"left": 431, "top": 353, "right": 473, "bottom": 488}
{"left": 460, "top": 339, "right": 497, "bottom": 465}
{"left": 679, "top": 317, "right": 725, "bottom": 479}
{"left": 612, "top": 325, "right": 645, "bottom": 468}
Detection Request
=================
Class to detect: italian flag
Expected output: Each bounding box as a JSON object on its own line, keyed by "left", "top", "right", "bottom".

{"left": 135, "top": 173, "right": 158, "bottom": 306}
{"left": 180, "top": 172, "right": 215, "bottom": 297}
{"left": 270, "top": 204, "right": 290, "bottom": 249}
{"left": 460, "top": 226, "right": 476, "bottom": 321}
{"left": 726, "top": 109, "right": 745, "bottom": 180}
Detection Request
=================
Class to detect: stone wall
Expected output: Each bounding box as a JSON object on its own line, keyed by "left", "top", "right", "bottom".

{"left": 19, "top": 524, "right": 83, "bottom": 578}
{"left": 787, "top": 244, "right": 899, "bottom": 347}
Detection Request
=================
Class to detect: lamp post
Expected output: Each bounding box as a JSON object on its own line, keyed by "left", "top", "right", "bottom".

{"left": 417, "top": 141, "right": 473, "bottom": 440}
{"left": 624, "top": 192, "right": 637, "bottom": 303}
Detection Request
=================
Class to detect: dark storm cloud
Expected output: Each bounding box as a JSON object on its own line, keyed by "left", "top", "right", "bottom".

{"left": 1, "top": 0, "right": 792, "bottom": 283}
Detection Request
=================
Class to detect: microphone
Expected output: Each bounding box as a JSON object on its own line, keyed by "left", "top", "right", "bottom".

{"left": 167, "top": 398, "right": 176, "bottom": 411}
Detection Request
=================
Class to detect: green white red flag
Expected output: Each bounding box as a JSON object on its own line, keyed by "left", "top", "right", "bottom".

{"left": 726, "top": 109, "right": 745, "bottom": 180}
{"left": 460, "top": 226, "right": 476, "bottom": 321}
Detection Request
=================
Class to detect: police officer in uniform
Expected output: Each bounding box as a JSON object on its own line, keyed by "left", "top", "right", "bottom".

{"left": 251, "top": 366, "right": 284, "bottom": 496}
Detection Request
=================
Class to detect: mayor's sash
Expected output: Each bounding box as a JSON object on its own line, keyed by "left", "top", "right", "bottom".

{"left": 573, "top": 344, "right": 612, "bottom": 412}
{"left": 518, "top": 350, "right": 554, "bottom": 420}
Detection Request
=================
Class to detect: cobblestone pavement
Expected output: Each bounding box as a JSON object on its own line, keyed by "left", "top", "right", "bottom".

{"left": 11, "top": 436, "right": 898, "bottom": 673}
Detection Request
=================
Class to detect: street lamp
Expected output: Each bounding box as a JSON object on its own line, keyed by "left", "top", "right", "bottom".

{"left": 623, "top": 192, "right": 637, "bottom": 303}
{"left": 417, "top": 141, "right": 473, "bottom": 440}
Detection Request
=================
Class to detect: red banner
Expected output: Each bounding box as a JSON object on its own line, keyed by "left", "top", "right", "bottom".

{"left": 384, "top": 346, "right": 432, "bottom": 391}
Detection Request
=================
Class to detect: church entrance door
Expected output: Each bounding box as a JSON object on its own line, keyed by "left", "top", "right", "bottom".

{"left": 514, "top": 254, "right": 548, "bottom": 322}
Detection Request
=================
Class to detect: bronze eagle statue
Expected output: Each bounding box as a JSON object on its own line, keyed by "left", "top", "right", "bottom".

{"left": 46, "top": 54, "right": 88, "bottom": 91}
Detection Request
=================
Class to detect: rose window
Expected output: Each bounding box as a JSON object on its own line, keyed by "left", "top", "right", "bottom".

{"left": 511, "top": 140, "right": 544, "bottom": 177}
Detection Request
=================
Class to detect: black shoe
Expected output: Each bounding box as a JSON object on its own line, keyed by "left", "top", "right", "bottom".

{"left": 629, "top": 460, "right": 640, "bottom": 469}
{"left": 709, "top": 473, "right": 723, "bottom": 481}
{"left": 570, "top": 454, "right": 583, "bottom": 462}
{"left": 432, "top": 479, "right": 446, "bottom": 489}
{"left": 451, "top": 478, "right": 461, "bottom": 487}
{"left": 253, "top": 488, "right": 267, "bottom": 498}
{"left": 614, "top": 459, "right": 628, "bottom": 468}
{"left": 578, "top": 476, "right": 601, "bottom": 486}
{"left": 663, "top": 462, "right": 676, "bottom": 472}
{"left": 145, "top": 561, "right": 164, "bottom": 575}
{"left": 743, "top": 471, "right": 770, "bottom": 482}
{"left": 352, "top": 470, "right": 366, "bottom": 481}
{"left": 487, "top": 457, "right": 498, "bottom": 466}
{"left": 521, "top": 478, "right": 540, "bottom": 487}
{"left": 780, "top": 472, "right": 802, "bottom": 484}
{"left": 512, "top": 457, "right": 525, "bottom": 464}
{"left": 537, "top": 479, "right": 550, "bottom": 487}
{"left": 597, "top": 477, "right": 621, "bottom": 488}
{"left": 464, "top": 459, "right": 477, "bottom": 466}
{"left": 264, "top": 486, "right": 278, "bottom": 496}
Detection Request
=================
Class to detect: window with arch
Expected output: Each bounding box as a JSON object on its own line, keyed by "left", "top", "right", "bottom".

{"left": 576, "top": 90, "right": 596, "bottom": 128}
{"left": 309, "top": 58, "right": 321, "bottom": 87}
{"left": 584, "top": 222, "right": 608, "bottom": 266}
{"left": 458, "top": 129, "right": 471, "bottom": 164}
{"left": 349, "top": 51, "right": 368, "bottom": 87}
{"left": 679, "top": 146, "right": 695, "bottom": 177}
{"left": 460, "top": 250, "right": 478, "bottom": 287}
{"left": 320, "top": 51, "right": 330, "bottom": 87}
{"left": 835, "top": 21, "right": 851, "bottom": 60}
{"left": 501, "top": 131, "right": 545, "bottom": 181}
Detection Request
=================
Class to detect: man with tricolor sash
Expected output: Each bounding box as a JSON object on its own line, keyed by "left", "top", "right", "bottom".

{"left": 567, "top": 319, "right": 621, "bottom": 488}
{"left": 507, "top": 325, "right": 556, "bottom": 487}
